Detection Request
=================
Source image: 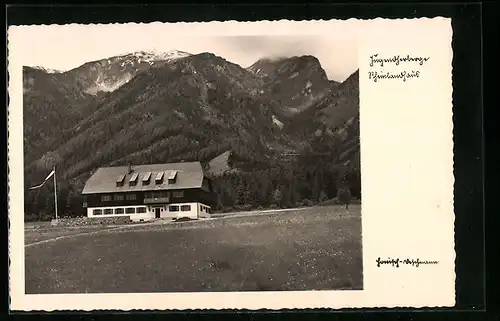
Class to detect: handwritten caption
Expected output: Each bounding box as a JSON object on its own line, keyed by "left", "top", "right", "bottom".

{"left": 376, "top": 257, "right": 439, "bottom": 268}
{"left": 368, "top": 53, "right": 431, "bottom": 83}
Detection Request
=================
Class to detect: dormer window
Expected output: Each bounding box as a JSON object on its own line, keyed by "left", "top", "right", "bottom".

{"left": 167, "top": 170, "right": 178, "bottom": 184}
{"left": 155, "top": 171, "right": 164, "bottom": 185}
{"left": 116, "top": 174, "right": 125, "bottom": 187}
{"left": 129, "top": 173, "right": 138, "bottom": 186}
{"left": 142, "top": 172, "right": 151, "bottom": 185}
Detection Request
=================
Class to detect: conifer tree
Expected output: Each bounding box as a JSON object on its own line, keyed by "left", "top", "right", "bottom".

{"left": 337, "top": 184, "right": 352, "bottom": 210}
{"left": 273, "top": 187, "right": 283, "bottom": 207}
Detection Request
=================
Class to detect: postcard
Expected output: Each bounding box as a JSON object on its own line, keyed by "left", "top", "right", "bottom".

{"left": 7, "top": 18, "right": 454, "bottom": 311}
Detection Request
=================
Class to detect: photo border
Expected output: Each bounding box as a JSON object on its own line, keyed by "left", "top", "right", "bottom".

{"left": 5, "top": 2, "right": 486, "bottom": 316}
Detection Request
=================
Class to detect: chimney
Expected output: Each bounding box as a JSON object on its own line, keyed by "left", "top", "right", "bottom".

{"left": 128, "top": 163, "right": 133, "bottom": 174}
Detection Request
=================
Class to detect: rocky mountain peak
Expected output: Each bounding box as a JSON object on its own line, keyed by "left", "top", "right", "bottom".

{"left": 30, "top": 66, "right": 63, "bottom": 74}
{"left": 129, "top": 49, "right": 191, "bottom": 62}
{"left": 247, "top": 55, "right": 333, "bottom": 115}
{"left": 51, "top": 49, "right": 192, "bottom": 96}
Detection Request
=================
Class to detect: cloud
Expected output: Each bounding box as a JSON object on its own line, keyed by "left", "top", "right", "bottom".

{"left": 209, "top": 36, "right": 358, "bottom": 81}
{"left": 13, "top": 26, "right": 359, "bottom": 82}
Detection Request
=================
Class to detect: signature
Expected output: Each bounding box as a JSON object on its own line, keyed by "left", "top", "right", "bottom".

{"left": 376, "top": 257, "right": 439, "bottom": 268}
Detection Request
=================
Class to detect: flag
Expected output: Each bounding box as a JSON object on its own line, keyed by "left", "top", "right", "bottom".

{"left": 29, "top": 169, "right": 55, "bottom": 190}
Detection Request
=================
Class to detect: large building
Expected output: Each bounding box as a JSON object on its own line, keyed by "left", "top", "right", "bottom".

{"left": 81, "top": 161, "right": 216, "bottom": 221}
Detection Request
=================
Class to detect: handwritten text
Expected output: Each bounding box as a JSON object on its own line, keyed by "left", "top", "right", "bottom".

{"left": 367, "top": 53, "right": 430, "bottom": 83}
{"left": 376, "top": 257, "right": 439, "bottom": 268}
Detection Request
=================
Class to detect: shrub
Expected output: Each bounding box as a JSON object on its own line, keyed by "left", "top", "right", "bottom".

{"left": 41, "top": 213, "right": 54, "bottom": 221}
{"left": 302, "top": 199, "right": 313, "bottom": 207}
{"left": 318, "top": 190, "right": 328, "bottom": 203}
{"left": 350, "top": 198, "right": 361, "bottom": 205}
{"left": 24, "top": 214, "right": 37, "bottom": 222}
{"left": 337, "top": 186, "right": 352, "bottom": 208}
{"left": 272, "top": 188, "right": 283, "bottom": 205}
{"left": 175, "top": 217, "right": 196, "bottom": 223}
{"left": 268, "top": 204, "right": 278, "bottom": 209}
{"left": 318, "top": 198, "right": 337, "bottom": 206}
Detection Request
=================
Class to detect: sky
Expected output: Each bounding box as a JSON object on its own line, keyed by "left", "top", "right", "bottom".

{"left": 11, "top": 22, "right": 360, "bottom": 82}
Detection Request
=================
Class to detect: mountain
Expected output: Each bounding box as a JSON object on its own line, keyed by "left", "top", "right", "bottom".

{"left": 23, "top": 50, "right": 192, "bottom": 165}
{"left": 284, "top": 69, "right": 359, "bottom": 138}
{"left": 60, "top": 50, "right": 191, "bottom": 95}
{"left": 31, "top": 66, "right": 63, "bottom": 74}
{"left": 26, "top": 52, "right": 292, "bottom": 183}
{"left": 248, "top": 55, "right": 340, "bottom": 116}
{"left": 23, "top": 50, "right": 360, "bottom": 220}
{"left": 23, "top": 66, "right": 96, "bottom": 164}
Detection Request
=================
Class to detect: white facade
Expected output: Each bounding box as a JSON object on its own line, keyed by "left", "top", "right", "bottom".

{"left": 87, "top": 202, "right": 211, "bottom": 222}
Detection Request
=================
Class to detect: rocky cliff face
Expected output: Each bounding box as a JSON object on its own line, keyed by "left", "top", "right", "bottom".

{"left": 248, "top": 55, "right": 340, "bottom": 116}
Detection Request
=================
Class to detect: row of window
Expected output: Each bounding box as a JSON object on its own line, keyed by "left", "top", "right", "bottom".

{"left": 92, "top": 205, "right": 193, "bottom": 216}
{"left": 101, "top": 194, "right": 136, "bottom": 202}
{"left": 200, "top": 205, "right": 210, "bottom": 213}
{"left": 144, "top": 191, "right": 183, "bottom": 199}
{"left": 100, "top": 191, "right": 184, "bottom": 202}
{"left": 93, "top": 207, "right": 147, "bottom": 216}
{"left": 169, "top": 205, "right": 191, "bottom": 212}
{"left": 118, "top": 178, "right": 176, "bottom": 187}
{"left": 116, "top": 171, "right": 177, "bottom": 187}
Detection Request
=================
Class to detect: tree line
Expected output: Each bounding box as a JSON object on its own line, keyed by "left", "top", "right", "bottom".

{"left": 23, "top": 147, "right": 360, "bottom": 222}
{"left": 210, "top": 155, "right": 360, "bottom": 212}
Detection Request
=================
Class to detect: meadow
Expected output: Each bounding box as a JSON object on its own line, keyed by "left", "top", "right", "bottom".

{"left": 25, "top": 205, "right": 363, "bottom": 293}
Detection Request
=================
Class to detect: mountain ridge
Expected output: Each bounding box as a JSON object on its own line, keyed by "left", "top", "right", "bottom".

{"left": 23, "top": 50, "right": 360, "bottom": 220}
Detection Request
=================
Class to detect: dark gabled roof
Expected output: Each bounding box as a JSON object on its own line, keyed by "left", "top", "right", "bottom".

{"left": 82, "top": 161, "right": 205, "bottom": 195}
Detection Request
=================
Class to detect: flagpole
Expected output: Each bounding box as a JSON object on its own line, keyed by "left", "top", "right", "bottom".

{"left": 53, "top": 166, "right": 58, "bottom": 221}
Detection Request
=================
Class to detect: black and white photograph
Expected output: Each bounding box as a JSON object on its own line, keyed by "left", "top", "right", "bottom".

{"left": 8, "top": 18, "right": 456, "bottom": 311}
{"left": 20, "top": 25, "right": 362, "bottom": 294}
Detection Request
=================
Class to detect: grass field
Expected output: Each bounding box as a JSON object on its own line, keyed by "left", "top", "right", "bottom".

{"left": 25, "top": 205, "right": 363, "bottom": 293}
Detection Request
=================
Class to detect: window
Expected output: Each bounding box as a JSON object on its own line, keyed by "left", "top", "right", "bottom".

{"left": 125, "top": 207, "right": 136, "bottom": 214}
{"left": 167, "top": 170, "right": 177, "bottom": 184}
{"left": 101, "top": 195, "right": 112, "bottom": 202}
{"left": 142, "top": 172, "right": 151, "bottom": 185}
{"left": 155, "top": 172, "right": 164, "bottom": 184}
{"left": 126, "top": 193, "right": 137, "bottom": 201}
{"left": 136, "top": 207, "right": 147, "bottom": 213}
{"left": 129, "top": 173, "right": 139, "bottom": 186}
{"left": 114, "top": 194, "right": 125, "bottom": 201}
{"left": 104, "top": 208, "right": 113, "bottom": 215}
{"left": 172, "top": 191, "right": 184, "bottom": 198}
{"left": 93, "top": 209, "right": 102, "bottom": 215}
{"left": 146, "top": 191, "right": 168, "bottom": 199}
{"left": 167, "top": 170, "right": 177, "bottom": 180}
{"left": 115, "top": 208, "right": 124, "bottom": 215}
{"left": 169, "top": 205, "right": 179, "bottom": 212}
{"left": 200, "top": 206, "right": 204, "bottom": 212}
{"left": 181, "top": 205, "right": 191, "bottom": 211}
{"left": 155, "top": 191, "right": 167, "bottom": 198}
{"left": 116, "top": 174, "right": 125, "bottom": 187}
